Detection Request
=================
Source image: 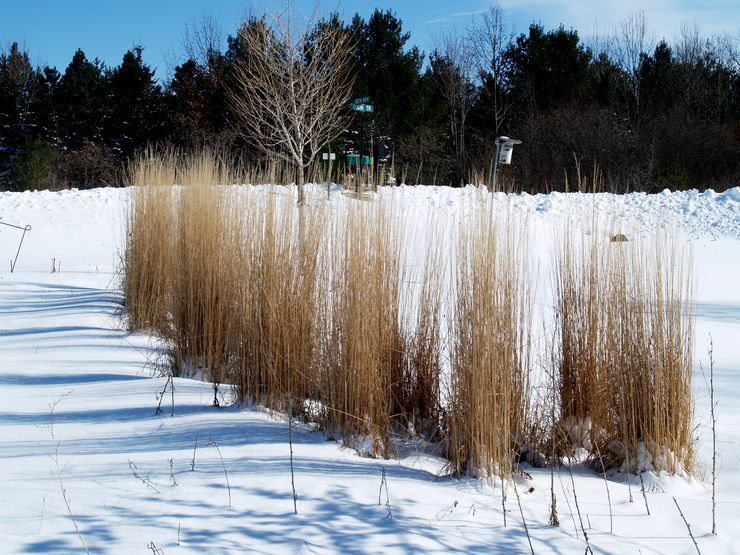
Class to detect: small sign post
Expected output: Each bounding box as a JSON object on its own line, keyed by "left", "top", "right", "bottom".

{"left": 322, "top": 150, "right": 336, "bottom": 198}
{"left": 351, "top": 98, "right": 374, "bottom": 187}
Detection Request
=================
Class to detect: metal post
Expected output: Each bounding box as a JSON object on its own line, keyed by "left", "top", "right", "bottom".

{"left": 491, "top": 141, "right": 501, "bottom": 218}
{"left": 327, "top": 145, "right": 332, "bottom": 199}
{"left": 360, "top": 110, "right": 365, "bottom": 185}
{"left": 1, "top": 220, "right": 32, "bottom": 273}
{"left": 492, "top": 141, "right": 502, "bottom": 194}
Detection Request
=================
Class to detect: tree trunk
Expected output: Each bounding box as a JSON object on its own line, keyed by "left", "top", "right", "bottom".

{"left": 296, "top": 163, "right": 305, "bottom": 205}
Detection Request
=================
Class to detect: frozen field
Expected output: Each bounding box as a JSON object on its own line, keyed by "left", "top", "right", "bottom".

{"left": 1, "top": 184, "right": 739, "bottom": 554}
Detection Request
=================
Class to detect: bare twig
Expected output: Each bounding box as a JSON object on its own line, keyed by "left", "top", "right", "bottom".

{"left": 639, "top": 472, "right": 650, "bottom": 515}
{"left": 155, "top": 375, "right": 172, "bottom": 416}
{"left": 287, "top": 396, "right": 298, "bottom": 515}
{"left": 673, "top": 496, "right": 701, "bottom": 554}
{"left": 593, "top": 441, "right": 614, "bottom": 532}
{"left": 513, "top": 480, "right": 535, "bottom": 554}
{"left": 549, "top": 341, "right": 560, "bottom": 527}
{"left": 378, "top": 467, "right": 393, "bottom": 518}
{"left": 566, "top": 455, "right": 593, "bottom": 554}
{"left": 191, "top": 431, "right": 199, "bottom": 471}
{"left": 168, "top": 457, "right": 177, "bottom": 486}
{"left": 557, "top": 467, "right": 579, "bottom": 538}
{"left": 209, "top": 439, "right": 231, "bottom": 507}
{"left": 129, "top": 460, "right": 161, "bottom": 494}
{"left": 709, "top": 337, "right": 717, "bottom": 535}
{"left": 48, "top": 394, "right": 90, "bottom": 555}
{"left": 38, "top": 495, "right": 46, "bottom": 534}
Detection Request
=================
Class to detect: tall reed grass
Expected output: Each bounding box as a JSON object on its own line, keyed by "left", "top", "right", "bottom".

{"left": 124, "top": 149, "right": 177, "bottom": 332}
{"left": 447, "top": 204, "right": 533, "bottom": 478}
{"left": 554, "top": 225, "right": 694, "bottom": 473}
{"left": 229, "top": 192, "right": 328, "bottom": 411}
{"left": 124, "top": 151, "right": 695, "bottom": 480}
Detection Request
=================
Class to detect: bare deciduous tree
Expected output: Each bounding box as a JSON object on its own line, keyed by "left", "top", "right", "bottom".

{"left": 228, "top": 4, "right": 356, "bottom": 203}
{"left": 675, "top": 23, "right": 702, "bottom": 67}
{"left": 674, "top": 23, "right": 703, "bottom": 109}
{"left": 432, "top": 32, "right": 476, "bottom": 184}
{"left": 613, "top": 11, "right": 654, "bottom": 119}
{"left": 183, "top": 12, "right": 224, "bottom": 69}
{"left": 468, "top": 3, "right": 516, "bottom": 135}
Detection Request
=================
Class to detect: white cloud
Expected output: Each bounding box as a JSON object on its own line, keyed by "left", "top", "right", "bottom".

{"left": 499, "top": 0, "right": 739, "bottom": 41}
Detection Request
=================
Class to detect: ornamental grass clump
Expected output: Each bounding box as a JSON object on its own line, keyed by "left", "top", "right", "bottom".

{"left": 447, "top": 203, "right": 533, "bottom": 479}
{"left": 228, "top": 190, "right": 329, "bottom": 412}
{"left": 317, "top": 199, "right": 405, "bottom": 454}
{"left": 124, "top": 148, "right": 177, "bottom": 332}
{"left": 555, "top": 224, "right": 694, "bottom": 474}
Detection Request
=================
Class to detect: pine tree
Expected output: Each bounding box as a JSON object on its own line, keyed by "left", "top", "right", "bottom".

{"left": 56, "top": 49, "right": 107, "bottom": 149}
{"left": 0, "top": 43, "right": 45, "bottom": 186}
{"left": 504, "top": 24, "right": 592, "bottom": 111}
{"left": 351, "top": 10, "right": 424, "bottom": 141}
{"left": 106, "top": 47, "right": 165, "bottom": 159}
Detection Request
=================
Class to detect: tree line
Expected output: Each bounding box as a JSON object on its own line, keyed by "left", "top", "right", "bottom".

{"left": 1, "top": 7, "right": 738, "bottom": 192}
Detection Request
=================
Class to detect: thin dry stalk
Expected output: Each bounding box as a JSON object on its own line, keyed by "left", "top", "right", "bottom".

{"left": 395, "top": 227, "right": 444, "bottom": 437}
{"left": 706, "top": 337, "right": 717, "bottom": 535}
{"left": 208, "top": 439, "right": 231, "bottom": 507}
{"left": 513, "top": 480, "right": 535, "bottom": 554}
{"left": 673, "top": 496, "right": 702, "bottom": 554}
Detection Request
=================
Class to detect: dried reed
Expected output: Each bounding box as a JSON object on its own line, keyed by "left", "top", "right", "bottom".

{"left": 318, "top": 199, "right": 405, "bottom": 454}
{"left": 555, "top": 222, "right": 694, "bottom": 474}
{"left": 447, "top": 203, "right": 533, "bottom": 479}
{"left": 124, "top": 148, "right": 177, "bottom": 332}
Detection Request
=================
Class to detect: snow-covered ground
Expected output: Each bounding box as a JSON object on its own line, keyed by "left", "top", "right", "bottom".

{"left": 0, "top": 184, "right": 739, "bottom": 554}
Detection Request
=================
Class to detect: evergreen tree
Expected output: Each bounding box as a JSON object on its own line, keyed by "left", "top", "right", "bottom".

{"left": 0, "top": 45, "right": 36, "bottom": 157}
{"left": 351, "top": 10, "right": 424, "bottom": 142}
{"left": 106, "top": 47, "right": 165, "bottom": 159}
{"left": 34, "top": 66, "right": 61, "bottom": 145}
{"left": 639, "top": 41, "right": 679, "bottom": 117}
{"left": 169, "top": 51, "right": 229, "bottom": 147}
{"left": 56, "top": 49, "right": 107, "bottom": 149}
{"left": 504, "top": 24, "right": 592, "bottom": 111}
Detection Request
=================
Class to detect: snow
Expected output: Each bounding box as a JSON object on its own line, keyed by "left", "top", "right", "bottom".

{"left": 0, "top": 184, "right": 739, "bottom": 554}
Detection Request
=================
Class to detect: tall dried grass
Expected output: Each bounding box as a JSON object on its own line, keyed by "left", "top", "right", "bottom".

{"left": 396, "top": 233, "right": 445, "bottom": 437}
{"left": 124, "top": 149, "right": 177, "bottom": 332}
{"left": 229, "top": 191, "right": 328, "bottom": 411}
{"left": 555, "top": 224, "right": 694, "bottom": 473}
{"left": 317, "top": 200, "right": 404, "bottom": 453}
{"left": 447, "top": 204, "right": 533, "bottom": 478}
{"left": 124, "top": 151, "right": 695, "bottom": 479}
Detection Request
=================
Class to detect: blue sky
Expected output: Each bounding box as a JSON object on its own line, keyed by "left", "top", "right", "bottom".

{"left": 2, "top": 0, "right": 738, "bottom": 81}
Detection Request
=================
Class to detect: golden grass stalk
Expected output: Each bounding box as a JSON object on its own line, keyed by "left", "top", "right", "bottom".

{"left": 447, "top": 203, "right": 532, "bottom": 479}
{"left": 395, "top": 232, "right": 444, "bottom": 437}
{"left": 170, "top": 168, "right": 233, "bottom": 392}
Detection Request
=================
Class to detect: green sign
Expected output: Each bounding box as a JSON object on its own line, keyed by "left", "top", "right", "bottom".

{"left": 351, "top": 104, "right": 374, "bottom": 113}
